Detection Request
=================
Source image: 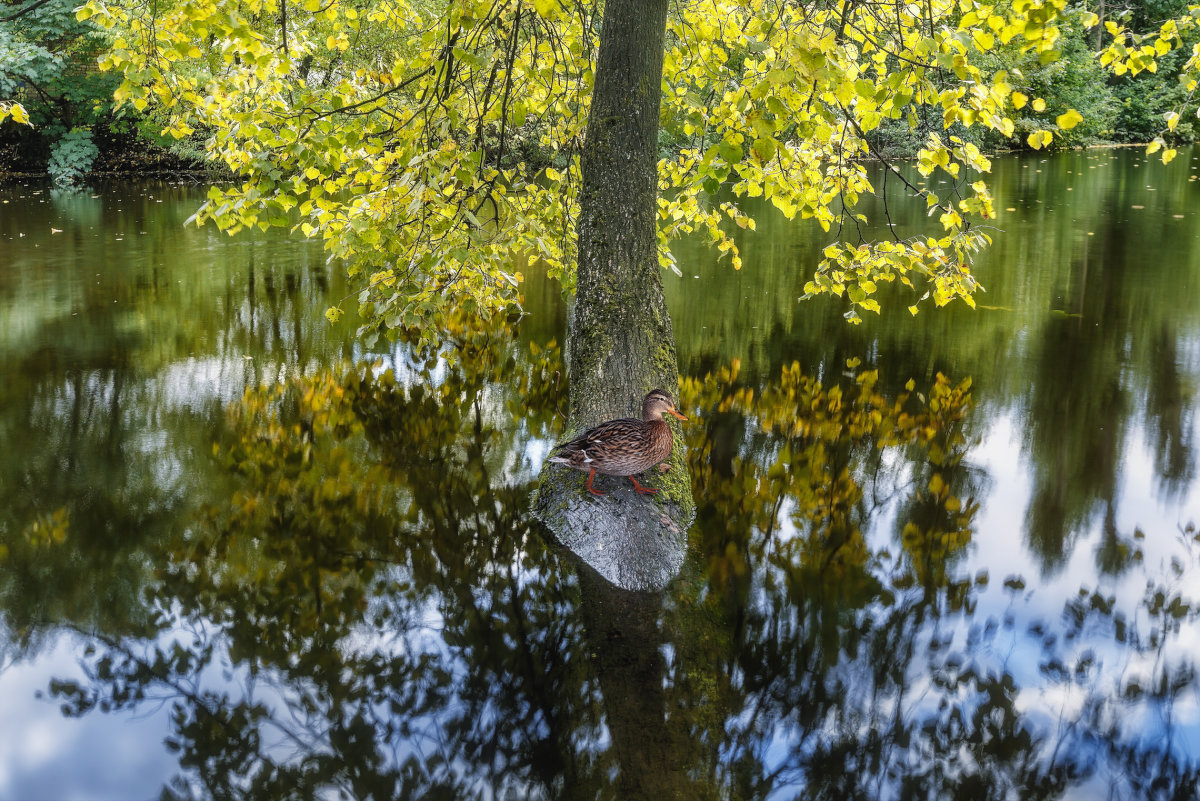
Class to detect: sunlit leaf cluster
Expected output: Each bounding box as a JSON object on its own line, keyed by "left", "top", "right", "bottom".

{"left": 77, "top": 0, "right": 1200, "bottom": 334}
{"left": 0, "top": 100, "right": 30, "bottom": 125}
{"left": 80, "top": 0, "right": 592, "bottom": 346}
{"left": 1088, "top": 4, "right": 1200, "bottom": 163}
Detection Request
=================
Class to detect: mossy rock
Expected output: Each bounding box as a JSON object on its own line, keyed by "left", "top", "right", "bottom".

{"left": 533, "top": 445, "right": 694, "bottom": 592}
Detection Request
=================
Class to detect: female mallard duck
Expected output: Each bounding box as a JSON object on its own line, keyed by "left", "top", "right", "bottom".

{"left": 548, "top": 389, "right": 687, "bottom": 496}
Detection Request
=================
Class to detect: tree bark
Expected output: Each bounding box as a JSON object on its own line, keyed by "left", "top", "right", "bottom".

{"left": 533, "top": 0, "right": 692, "bottom": 591}
{"left": 569, "top": 0, "right": 677, "bottom": 426}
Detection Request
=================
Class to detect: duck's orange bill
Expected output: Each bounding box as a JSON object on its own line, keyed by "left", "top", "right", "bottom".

{"left": 669, "top": 408, "right": 688, "bottom": 421}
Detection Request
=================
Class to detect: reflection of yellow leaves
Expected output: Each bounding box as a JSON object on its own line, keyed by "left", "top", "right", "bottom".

{"left": 684, "top": 361, "right": 976, "bottom": 598}
{"left": 201, "top": 306, "right": 567, "bottom": 646}
{"left": 24, "top": 508, "right": 70, "bottom": 548}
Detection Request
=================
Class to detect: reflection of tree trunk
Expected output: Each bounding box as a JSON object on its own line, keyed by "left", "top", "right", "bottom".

{"left": 570, "top": 565, "right": 712, "bottom": 801}
{"left": 288, "top": 270, "right": 304, "bottom": 367}
{"left": 266, "top": 270, "right": 281, "bottom": 348}
{"left": 569, "top": 0, "right": 678, "bottom": 427}
{"left": 67, "top": 368, "right": 84, "bottom": 473}
{"left": 106, "top": 368, "right": 123, "bottom": 456}
{"left": 1076, "top": 236, "right": 1087, "bottom": 325}
{"left": 248, "top": 258, "right": 256, "bottom": 337}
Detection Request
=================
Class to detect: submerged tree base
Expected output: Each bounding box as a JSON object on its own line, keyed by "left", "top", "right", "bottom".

{"left": 533, "top": 449, "right": 694, "bottom": 592}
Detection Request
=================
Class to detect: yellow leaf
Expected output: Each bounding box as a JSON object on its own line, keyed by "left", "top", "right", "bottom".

{"left": 1031, "top": 97, "right": 1046, "bottom": 112}
{"left": 1011, "top": 91, "right": 1028, "bottom": 110}
{"left": 973, "top": 30, "right": 995, "bottom": 50}
{"left": 1056, "top": 109, "right": 1083, "bottom": 130}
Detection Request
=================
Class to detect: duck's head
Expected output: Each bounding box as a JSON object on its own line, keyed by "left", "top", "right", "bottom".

{"left": 642, "top": 389, "right": 688, "bottom": 422}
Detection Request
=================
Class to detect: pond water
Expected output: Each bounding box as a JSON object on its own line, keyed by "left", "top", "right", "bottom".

{"left": 1, "top": 148, "right": 1199, "bottom": 800}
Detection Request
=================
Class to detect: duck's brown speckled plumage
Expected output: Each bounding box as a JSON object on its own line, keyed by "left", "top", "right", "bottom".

{"left": 548, "top": 389, "right": 687, "bottom": 496}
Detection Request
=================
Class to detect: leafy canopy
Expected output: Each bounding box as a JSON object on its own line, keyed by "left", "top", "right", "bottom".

{"left": 76, "top": 0, "right": 1200, "bottom": 336}
{"left": 2, "top": 0, "right": 113, "bottom": 127}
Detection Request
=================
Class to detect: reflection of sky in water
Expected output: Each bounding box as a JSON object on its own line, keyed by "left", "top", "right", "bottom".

{"left": 735, "top": 405, "right": 1198, "bottom": 797}
{"left": 0, "top": 634, "right": 175, "bottom": 800}
{"left": 957, "top": 408, "right": 1200, "bottom": 772}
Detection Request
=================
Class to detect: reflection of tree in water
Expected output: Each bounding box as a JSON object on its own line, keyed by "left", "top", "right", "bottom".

{"left": 44, "top": 319, "right": 1200, "bottom": 800}
{"left": 1145, "top": 324, "right": 1196, "bottom": 503}
{"left": 0, "top": 241, "right": 342, "bottom": 644}
{"left": 1024, "top": 309, "right": 1127, "bottom": 572}
{"left": 1022, "top": 224, "right": 1199, "bottom": 579}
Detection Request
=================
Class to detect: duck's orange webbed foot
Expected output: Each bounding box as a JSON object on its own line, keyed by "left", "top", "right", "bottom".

{"left": 628, "top": 476, "right": 658, "bottom": 495}
{"left": 585, "top": 470, "right": 607, "bottom": 496}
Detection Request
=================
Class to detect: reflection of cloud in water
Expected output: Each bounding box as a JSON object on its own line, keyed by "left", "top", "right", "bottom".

{"left": 0, "top": 634, "right": 175, "bottom": 800}
{"left": 157, "top": 355, "right": 333, "bottom": 407}
{"left": 919, "top": 407, "right": 1200, "bottom": 775}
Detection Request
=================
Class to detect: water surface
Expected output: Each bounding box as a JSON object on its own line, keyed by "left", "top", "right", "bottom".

{"left": 1, "top": 150, "right": 1198, "bottom": 800}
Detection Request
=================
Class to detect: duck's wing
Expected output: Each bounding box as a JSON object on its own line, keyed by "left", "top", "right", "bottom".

{"left": 551, "top": 417, "right": 643, "bottom": 454}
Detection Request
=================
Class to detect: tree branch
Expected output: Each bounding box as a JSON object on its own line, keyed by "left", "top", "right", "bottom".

{"left": 1, "top": 0, "right": 57, "bottom": 23}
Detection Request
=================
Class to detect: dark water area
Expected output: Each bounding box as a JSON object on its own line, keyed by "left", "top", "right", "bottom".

{"left": 1, "top": 149, "right": 1198, "bottom": 800}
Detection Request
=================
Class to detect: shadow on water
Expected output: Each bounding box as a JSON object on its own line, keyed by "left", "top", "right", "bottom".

{"left": 17, "top": 313, "right": 1198, "bottom": 801}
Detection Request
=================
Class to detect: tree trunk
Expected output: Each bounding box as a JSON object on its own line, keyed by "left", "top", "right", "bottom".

{"left": 570, "top": 0, "right": 677, "bottom": 425}
{"left": 533, "top": 0, "right": 693, "bottom": 591}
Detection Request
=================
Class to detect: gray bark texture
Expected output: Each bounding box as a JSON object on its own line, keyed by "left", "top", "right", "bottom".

{"left": 533, "top": 0, "right": 693, "bottom": 591}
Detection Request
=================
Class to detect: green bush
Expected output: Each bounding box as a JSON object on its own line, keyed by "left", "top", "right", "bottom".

{"left": 47, "top": 127, "right": 98, "bottom": 184}
{"left": 1109, "top": 46, "right": 1199, "bottom": 144}
{"left": 1, "top": 0, "right": 125, "bottom": 176}
{"left": 976, "top": 11, "right": 1120, "bottom": 151}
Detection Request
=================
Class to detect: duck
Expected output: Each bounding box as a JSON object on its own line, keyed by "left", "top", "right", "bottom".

{"left": 548, "top": 389, "right": 687, "bottom": 496}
